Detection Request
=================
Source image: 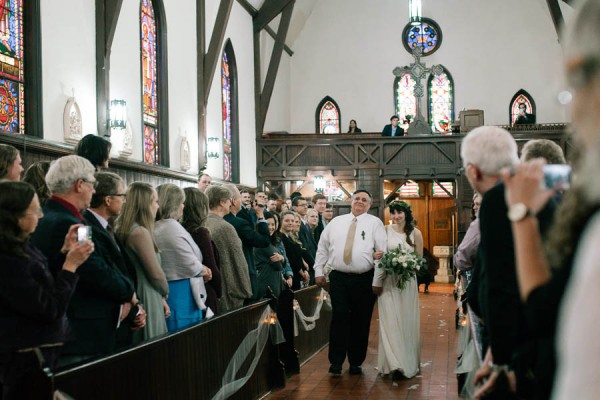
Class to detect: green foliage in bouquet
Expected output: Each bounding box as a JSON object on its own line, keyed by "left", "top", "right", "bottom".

{"left": 378, "top": 246, "right": 427, "bottom": 290}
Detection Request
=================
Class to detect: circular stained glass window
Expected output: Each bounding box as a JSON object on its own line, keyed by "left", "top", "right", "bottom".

{"left": 402, "top": 18, "right": 442, "bottom": 56}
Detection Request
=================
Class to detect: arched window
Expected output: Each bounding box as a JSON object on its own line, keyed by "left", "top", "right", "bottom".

{"left": 395, "top": 73, "right": 417, "bottom": 127}
{"left": 315, "top": 96, "right": 340, "bottom": 134}
{"left": 140, "top": 0, "right": 168, "bottom": 165}
{"left": 221, "top": 40, "right": 239, "bottom": 182}
{"left": 0, "top": 0, "right": 41, "bottom": 136}
{"left": 510, "top": 89, "right": 536, "bottom": 125}
{"left": 428, "top": 66, "right": 454, "bottom": 134}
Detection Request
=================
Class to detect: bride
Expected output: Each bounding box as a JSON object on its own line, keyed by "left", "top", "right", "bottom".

{"left": 376, "top": 200, "right": 423, "bottom": 380}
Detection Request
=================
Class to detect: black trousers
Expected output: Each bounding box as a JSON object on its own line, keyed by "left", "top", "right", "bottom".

{"left": 328, "top": 269, "right": 376, "bottom": 367}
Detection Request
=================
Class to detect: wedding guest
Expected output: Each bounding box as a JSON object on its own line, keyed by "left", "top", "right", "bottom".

{"left": 197, "top": 173, "right": 211, "bottom": 191}
{"left": 0, "top": 144, "right": 23, "bottom": 181}
{"left": 454, "top": 193, "right": 482, "bottom": 274}
{"left": 74, "top": 134, "right": 112, "bottom": 171}
{"left": 254, "top": 211, "right": 289, "bottom": 299}
{"left": 348, "top": 119, "right": 362, "bottom": 133}
{"left": 155, "top": 184, "right": 211, "bottom": 332}
{"left": 0, "top": 182, "right": 93, "bottom": 399}
{"left": 182, "top": 187, "right": 222, "bottom": 315}
{"left": 22, "top": 161, "right": 51, "bottom": 207}
{"left": 115, "top": 182, "right": 170, "bottom": 343}
{"left": 374, "top": 200, "right": 422, "bottom": 380}
{"left": 204, "top": 185, "right": 252, "bottom": 312}
{"left": 279, "top": 211, "right": 310, "bottom": 290}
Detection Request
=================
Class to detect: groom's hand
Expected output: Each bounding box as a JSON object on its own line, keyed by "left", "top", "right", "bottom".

{"left": 372, "top": 286, "right": 382, "bottom": 295}
{"left": 316, "top": 276, "right": 327, "bottom": 287}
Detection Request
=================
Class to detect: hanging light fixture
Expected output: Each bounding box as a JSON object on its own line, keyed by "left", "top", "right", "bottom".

{"left": 109, "top": 99, "right": 127, "bottom": 129}
{"left": 409, "top": 0, "right": 422, "bottom": 26}
{"left": 314, "top": 176, "right": 325, "bottom": 192}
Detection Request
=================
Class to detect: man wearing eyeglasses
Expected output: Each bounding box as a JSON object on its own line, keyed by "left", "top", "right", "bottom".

{"left": 84, "top": 172, "right": 146, "bottom": 348}
{"left": 31, "top": 156, "right": 137, "bottom": 366}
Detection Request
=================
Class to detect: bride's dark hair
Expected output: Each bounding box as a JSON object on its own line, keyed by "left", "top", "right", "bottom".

{"left": 389, "top": 200, "right": 415, "bottom": 247}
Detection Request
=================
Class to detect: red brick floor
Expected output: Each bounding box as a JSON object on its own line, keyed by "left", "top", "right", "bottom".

{"left": 264, "top": 283, "right": 461, "bottom": 400}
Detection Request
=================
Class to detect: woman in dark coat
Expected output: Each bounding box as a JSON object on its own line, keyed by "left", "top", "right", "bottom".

{"left": 0, "top": 182, "right": 93, "bottom": 399}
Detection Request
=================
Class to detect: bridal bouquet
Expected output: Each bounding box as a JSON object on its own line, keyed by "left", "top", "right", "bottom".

{"left": 378, "top": 246, "right": 427, "bottom": 290}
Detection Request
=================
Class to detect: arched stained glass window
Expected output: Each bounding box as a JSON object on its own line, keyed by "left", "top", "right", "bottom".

{"left": 402, "top": 18, "right": 442, "bottom": 57}
{"left": 316, "top": 96, "right": 340, "bottom": 134}
{"left": 428, "top": 67, "right": 454, "bottom": 134}
{"left": 395, "top": 73, "right": 417, "bottom": 128}
{"left": 141, "top": 0, "right": 159, "bottom": 164}
{"left": 0, "top": 0, "right": 24, "bottom": 134}
{"left": 221, "top": 40, "right": 239, "bottom": 182}
{"left": 510, "top": 89, "right": 536, "bottom": 125}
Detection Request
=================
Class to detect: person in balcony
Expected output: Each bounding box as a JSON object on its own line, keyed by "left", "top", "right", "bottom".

{"left": 381, "top": 115, "right": 404, "bottom": 137}
{"left": 347, "top": 119, "right": 362, "bottom": 133}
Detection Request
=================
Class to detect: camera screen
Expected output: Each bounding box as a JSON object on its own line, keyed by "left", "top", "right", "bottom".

{"left": 543, "top": 164, "right": 571, "bottom": 190}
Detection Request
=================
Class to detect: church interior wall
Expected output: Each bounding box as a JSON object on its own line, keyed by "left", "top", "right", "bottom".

{"left": 263, "top": 29, "right": 292, "bottom": 134}
{"left": 286, "top": 0, "right": 569, "bottom": 134}
{"left": 205, "top": 1, "right": 258, "bottom": 187}
{"left": 41, "top": 0, "right": 97, "bottom": 141}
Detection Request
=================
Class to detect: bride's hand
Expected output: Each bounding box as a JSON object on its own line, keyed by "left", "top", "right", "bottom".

{"left": 373, "top": 250, "right": 384, "bottom": 260}
{"left": 372, "top": 286, "right": 383, "bottom": 295}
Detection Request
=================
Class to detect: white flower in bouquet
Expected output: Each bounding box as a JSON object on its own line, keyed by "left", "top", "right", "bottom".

{"left": 378, "top": 245, "right": 427, "bottom": 290}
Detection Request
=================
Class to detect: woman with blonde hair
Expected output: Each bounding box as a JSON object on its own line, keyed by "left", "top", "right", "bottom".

{"left": 155, "top": 184, "right": 211, "bottom": 331}
{"left": 279, "top": 211, "right": 311, "bottom": 289}
{"left": 115, "top": 182, "right": 169, "bottom": 342}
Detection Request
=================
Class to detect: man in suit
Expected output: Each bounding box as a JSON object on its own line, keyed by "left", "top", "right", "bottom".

{"left": 311, "top": 193, "right": 327, "bottom": 243}
{"left": 84, "top": 172, "right": 146, "bottom": 348}
{"left": 292, "top": 196, "right": 317, "bottom": 282}
{"left": 514, "top": 103, "right": 536, "bottom": 125}
{"left": 222, "top": 184, "right": 270, "bottom": 301}
{"left": 31, "top": 156, "right": 137, "bottom": 366}
{"left": 322, "top": 202, "right": 334, "bottom": 227}
{"left": 462, "top": 127, "right": 555, "bottom": 398}
{"left": 381, "top": 115, "right": 404, "bottom": 137}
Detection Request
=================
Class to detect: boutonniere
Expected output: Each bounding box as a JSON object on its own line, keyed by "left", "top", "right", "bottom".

{"left": 361, "top": 230, "right": 365, "bottom": 240}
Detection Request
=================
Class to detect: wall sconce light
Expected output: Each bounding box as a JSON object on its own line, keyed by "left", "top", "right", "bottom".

{"left": 314, "top": 176, "right": 325, "bottom": 192}
{"left": 207, "top": 137, "right": 220, "bottom": 159}
{"left": 409, "top": 0, "right": 422, "bottom": 26}
{"left": 109, "top": 100, "right": 127, "bottom": 129}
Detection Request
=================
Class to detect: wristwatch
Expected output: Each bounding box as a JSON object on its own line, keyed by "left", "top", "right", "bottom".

{"left": 507, "top": 203, "right": 535, "bottom": 222}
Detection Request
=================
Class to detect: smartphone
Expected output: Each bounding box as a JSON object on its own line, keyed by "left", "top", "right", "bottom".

{"left": 77, "top": 225, "right": 92, "bottom": 243}
{"left": 543, "top": 164, "right": 571, "bottom": 190}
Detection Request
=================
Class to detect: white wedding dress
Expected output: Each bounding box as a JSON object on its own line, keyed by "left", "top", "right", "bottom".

{"left": 377, "top": 225, "right": 421, "bottom": 378}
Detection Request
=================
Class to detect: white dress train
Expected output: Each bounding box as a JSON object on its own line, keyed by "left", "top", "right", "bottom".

{"left": 377, "top": 226, "right": 421, "bottom": 378}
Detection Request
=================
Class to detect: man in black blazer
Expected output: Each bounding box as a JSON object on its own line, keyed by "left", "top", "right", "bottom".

{"left": 292, "top": 196, "right": 316, "bottom": 283}
{"left": 381, "top": 115, "right": 404, "bottom": 137}
{"left": 461, "top": 127, "right": 555, "bottom": 398}
{"left": 31, "top": 156, "right": 136, "bottom": 365}
{"left": 84, "top": 172, "right": 145, "bottom": 348}
{"left": 222, "top": 184, "right": 270, "bottom": 300}
{"left": 311, "top": 193, "right": 327, "bottom": 244}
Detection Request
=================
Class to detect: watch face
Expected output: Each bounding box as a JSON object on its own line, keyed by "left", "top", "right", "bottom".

{"left": 508, "top": 203, "right": 527, "bottom": 222}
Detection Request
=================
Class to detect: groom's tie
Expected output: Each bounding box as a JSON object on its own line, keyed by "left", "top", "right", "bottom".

{"left": 343, "top": 218, "right": 358, "bottom": 265}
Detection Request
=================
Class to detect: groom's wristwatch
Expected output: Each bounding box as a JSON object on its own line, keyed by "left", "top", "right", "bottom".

{"left": 507, "top": 203, "right": 535, "bottom": 222}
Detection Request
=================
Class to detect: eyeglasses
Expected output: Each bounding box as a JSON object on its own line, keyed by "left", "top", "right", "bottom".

{"left": 80, "top": 178, "right": 98, "bottom": 188}
{"left": 109, "top": 193, "right": 127, "bottom": 199}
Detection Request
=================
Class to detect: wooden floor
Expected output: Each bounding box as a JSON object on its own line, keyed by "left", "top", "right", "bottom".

{"left": 264, "top": 283, "right": 461, "bottom": 400}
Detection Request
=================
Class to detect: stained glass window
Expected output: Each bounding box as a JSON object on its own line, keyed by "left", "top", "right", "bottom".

{"left": 222, "top": 50, "right": 232, "bottom": 181}
{"left": 398, "top": 181, "right": 420, "bottom": 198}
{"left": 428, "top": 67, "right": 453, "bottom": 134}
{"left": 432, "top": 181, "right": 454, "bottom": 197}
{"left": 395, "top": 73, "right": 417, "bottom": 128}
{"left": 0, "top": 0, "right": 24, "bottom": 134}
{"left": 402, "top": 18, "right": 442, "bottom": 56}
{"left": 141, "top": 0, "right": 159, "bottom": 164}
{"left": 510, "top": 89, "right": 536, "bottom": 125}
{"left": 317, "top": 99, "right": 340, "bottom": 134}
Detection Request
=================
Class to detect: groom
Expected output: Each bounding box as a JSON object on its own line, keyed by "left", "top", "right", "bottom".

{"left": 314, "top": 190, "right": 387, "bottom": 375}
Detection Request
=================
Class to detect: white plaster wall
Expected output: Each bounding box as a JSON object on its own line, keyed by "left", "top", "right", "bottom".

{"left": 288, "top": 0, "right": 569, "bottom": 133}
{"left": 262, "top": 29, "right": 292, "bottom": 133}
{"left": 205, "top": 1, "right": 257, "bottom": 186}
{"left": 41, "top": 1, "right": 96, "bottom": 141}
{"left": 110, "top": 0, "right": 197, "bottom": 171}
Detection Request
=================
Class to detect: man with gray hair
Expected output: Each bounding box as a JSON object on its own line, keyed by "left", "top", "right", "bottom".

{"left": 462, "top": 127, "right": 555, "bottom": 398}
{"left": 31, "top": 156, "right": 136, "bottom": 365}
